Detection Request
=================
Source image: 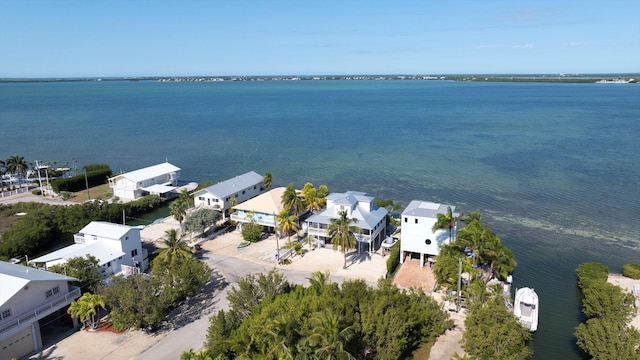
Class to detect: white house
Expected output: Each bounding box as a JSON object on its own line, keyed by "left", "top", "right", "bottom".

{"left": 0, "top": 261, "right": 80, "bottom": 360}
{"left": 306, "top": 191, "right": 387, "bottom": 253}
{"left": 193, "top": 171, "right": 264, "bottom": 215}
{"left": 31, "top": 221, "right": 148, "bottom": 277}
{"left": 108, "top": 162, "right": 181, "bottom": 201}
{"left": 400, "top": 200, "right": 459, "bottom": 267}
{"left": 230, "top": 187, "right": 288, "bottom": 230}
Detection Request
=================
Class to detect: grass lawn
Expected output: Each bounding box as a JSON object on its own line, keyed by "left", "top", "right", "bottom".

{"left": 68, "top": 183, "right": 113, "bottom": 203}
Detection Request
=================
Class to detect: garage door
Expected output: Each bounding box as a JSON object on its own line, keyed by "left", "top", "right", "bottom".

{"left": 0, "top": 327, "right": 34, "bottom": 360}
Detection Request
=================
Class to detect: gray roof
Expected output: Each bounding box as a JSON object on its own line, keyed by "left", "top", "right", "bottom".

{"left": 402, "top": 200, "right": 457, "bottom": 218}
{"left": 195, "top": 171, "right": 263, "bottom": 198}
{"left": 307, "top": 191, "right": 386, "bottom": 230}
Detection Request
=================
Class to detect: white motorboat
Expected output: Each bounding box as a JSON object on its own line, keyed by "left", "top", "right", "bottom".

{"left": 514, "top": 287, "right": 539, "bottom": 332}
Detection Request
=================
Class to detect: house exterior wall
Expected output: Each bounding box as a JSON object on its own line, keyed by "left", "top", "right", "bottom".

{"left": 0, "top": 280, "right": 75, "bottom": 323}
{"left": 109, "top": 169, "right": 180, "bottom": 200}
{"left": 400, "top": 215, "right": 450, "bottom": 256}
{"left": 194, "top": 182, "right": 263, "bottom": 213}
{"left": 0, "top": 280, "right": 79, "bottom": 360}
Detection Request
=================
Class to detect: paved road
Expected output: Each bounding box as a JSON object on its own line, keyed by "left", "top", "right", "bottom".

{"left": 134, "top": 252, "right": 368, "bottom": 359}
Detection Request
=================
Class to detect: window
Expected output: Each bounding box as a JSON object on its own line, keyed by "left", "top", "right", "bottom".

{"left": 253, "top": 186, "right": 257, "bottom": 189}
{"left": 415, "top": 219, "right": 418, "bottom": 224}
{"left": 131, "top": 249, "right": 138, "bottom": 257}
{"left": 226, "top": 197, "right": 230, "bottom": 202}
{"left": 404, "top": 217, "right": 408, "bottom": 223}
{"left": 1, "top": 309, "right": 11, "bottom": 319}
{"left": 125, "top": 236, "right": 129, "bottom": 240}
{"left": 198, "top": 196, "right": 205, "bottom": 201}
{"left": 106, "top": 262, "right": 111, "bottom": 267}
{"left": 235, "top": 194, "right": 238, "bottom": 198}
{"left": 242, "top": 190, "right": 245, "bottom": 195}
{"left": 45, "top": 286, "right": 59, "bottom": 298}
{"left": 425, "top": 239, "right": 432, "bottom": 245}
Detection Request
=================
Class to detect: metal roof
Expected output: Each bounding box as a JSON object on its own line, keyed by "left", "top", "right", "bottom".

{"left": 194, "top": 171, "right": 263, "bottom": 199}
{"left": 110, "top": 162, "right": 180, "bottom": 183}
{"left": 0, "top": 261, "right": 78, "bottom": 306}
{"left": 30, "top": 241, "right": 126, "bottom": 266}
{"left": 79, "top": 221, "right": 137, "bottom": 240}
{"left": 402, "top": 200, "right": 457, "bottom": 218}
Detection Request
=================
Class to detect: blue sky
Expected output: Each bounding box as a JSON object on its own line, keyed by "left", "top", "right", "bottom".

{"left": 1, "top": 1, "right": 639, "bottom": 77}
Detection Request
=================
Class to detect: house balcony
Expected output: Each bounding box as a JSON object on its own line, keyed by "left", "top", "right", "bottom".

{"left": 0, "top": 286, "right": 81, "bottom": 338}
{"left": 230, "top": 212, "right": 275, "bottom": 228}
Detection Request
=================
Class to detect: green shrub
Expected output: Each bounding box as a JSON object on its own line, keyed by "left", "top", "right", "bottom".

{"left": 32, "top": 189, "right": 42, "bottom": 195}
{"left": 60, "top": 191, "right": 73, "bottom": 200}
{"left": 386, "top": 240, "right": 401, "bottom": 275}
{"left": 51, "top": 164, "right": 112, "bottom": 192}
{"left": 241, "top": 222, "right": 262, "bottom": 243}
{"left": 576, "top": 262, "right": 609, "bottom": 289}
{"left": 622, "top": 263, "right": 640, "bottom": 280}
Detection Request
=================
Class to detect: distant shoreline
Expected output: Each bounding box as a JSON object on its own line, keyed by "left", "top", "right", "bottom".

{"left": 1, "top": 74, "right": 638, "bottom": 84}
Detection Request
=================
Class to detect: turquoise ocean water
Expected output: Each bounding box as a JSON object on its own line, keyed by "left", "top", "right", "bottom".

{"left": 1, "top": 80, "right": 639, "bottom": 358}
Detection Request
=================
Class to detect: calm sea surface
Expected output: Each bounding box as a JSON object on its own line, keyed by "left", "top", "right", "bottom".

{"left": 1, "top": 80, "right": 639, "bottom": 358}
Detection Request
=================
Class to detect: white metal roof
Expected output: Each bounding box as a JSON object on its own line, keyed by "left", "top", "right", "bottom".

{"left": 111, "top": 162, "right": 180, "bottom": 183}
{"left": 30, "top": 241, "right": 126, "bottom": 267}
{"left": 141, "top": 184, "right": 177, "bottom": 194}
{"left": 402, "top": 200, "right": 457, "bottom": 218}
{"left": 0, "top": 261, "right": 78, "bottom": 306}
{"left": 79, "top": 221, "right": 137, "bottom": 240}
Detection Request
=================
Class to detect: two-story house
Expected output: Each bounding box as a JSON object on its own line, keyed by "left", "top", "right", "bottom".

{"left": 31, "top": 221, "right": 148, "bottom": 277}
{"left": 230, "top": 187, "right": 288, "bottom": 230}
{"left": 0, "top": 261, "right": 80, "bottom": 360}
{"left": 193, "top": 171, "right": 264, "bottom": 217}
{"left": 400, "top": 200, "right": 459, "bottom": 267}
{"left": 108, "top": 162, "right": 181, "bottom": 201}
{"left": 305, "top": 191, "right": 387, "bottom": 253}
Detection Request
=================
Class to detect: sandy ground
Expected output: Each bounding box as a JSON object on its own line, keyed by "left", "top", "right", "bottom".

{"left": 28, "top": 216, "right": 464, "bottom": 360}
{"left": 607, "top": 273, "right": 640, "bottom": 330}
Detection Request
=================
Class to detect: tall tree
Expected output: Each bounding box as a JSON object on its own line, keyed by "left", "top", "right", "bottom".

{"left": 153, "top": 228, "right": 192, "bottom": 266}
{"left": 6, "top": 154, "right": 28, "bottom": 188}
{"left": 67, "top": 293, "right": 106, "bottom": 330}
{"left": 327, "top": 210, "right": 360, "bottom": 269}
{"left": 262, "top": 171, "right": 273, "bottom": 190}
{"left": 307, "top": 310, "right": 356, "bottom": 360}
{"left": 432, "top": 206, "right": 463, "bottom": 245}
{"left": 462, "top": 300, "right": 533, "bottom": 359}
{"left": 182, "top": 207, "right": 221, "bottom": 237}
{"left": 276, "top": 209, "right": 298, "bottom": 262}
{"left": 281, "top": 184, "right": 305, "bottom": 217}
{"left": 48, "top": 255, "right": 102, "bottom": 291}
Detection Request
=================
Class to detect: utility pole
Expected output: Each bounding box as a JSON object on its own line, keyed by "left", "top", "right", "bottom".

{"left": 84, "top": 168, "right": 90, "bottom": 200}
{"left": 35, "top": 160, "right": 44, "bottom": 196}
{"left": 456, "top": 257, "right": 462, "bottom": 313}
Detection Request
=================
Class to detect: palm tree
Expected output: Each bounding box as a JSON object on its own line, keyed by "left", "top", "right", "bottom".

{"left": 0, "top": 159, "right": 5, "bottom": 190}
{"left": 67, "top": 293, "right": 106, "bottom": 330}
{"left": 306, "top": 310, "right": 356, "bottom": 359}
{"left": 308, "top": 271, "right": 332, "bottom": 294}
{"left": 276, "top": 210, "right": 298, "bottom": 263}
{"left": 432, "top": 206, "right": 463, "bottom": 245}
{"left": 6, "top": 154, "right": 27, "bottom": 188}
{"left": 327, "top": 210, "right": 360, "bottom": 269}
{"left": 154, "top": 229, "right": 192, "bottom": 265}
{"left": 281, "top": 184, "right": 305, "bottom": 217}
{"left": 265, "top": 314, "right": 298, "bottom": 359}
{"left": 262, "top": 171, "right": 273, "bottom": 190}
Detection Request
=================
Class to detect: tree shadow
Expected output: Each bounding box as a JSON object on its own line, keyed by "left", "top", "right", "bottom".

{"left": 157, "top": 269, "right": 229, "bottom": 332}
{"left": 347, "top": 250, "right": 372, "bottom": 267}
